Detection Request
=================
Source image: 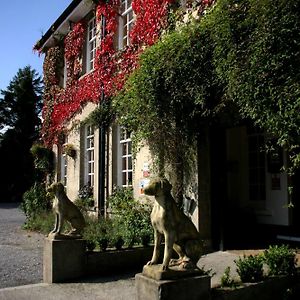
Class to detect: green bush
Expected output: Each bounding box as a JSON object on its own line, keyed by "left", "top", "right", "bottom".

{"left": 82, "top": 216, "right": 111, "bottom": 251}
{"left": 264, "top": 245, "right": 297, "bottom": 276}
{"left": 21, "top": 183, "right": 51, "bottom": 219}
{"left": 108, "top": 187, "right": 153, "bottom": 247}
{"left": 30, "top": 144, "right": 54, "bottom": 175}
{"left": 23, "top": 211, "right": 54, "bottom": 234}
{"left": 221, "top": 266, "right": 238, "bottom": 288}
{"left": 235, "top": 254, "right": 264, "bottom": 283}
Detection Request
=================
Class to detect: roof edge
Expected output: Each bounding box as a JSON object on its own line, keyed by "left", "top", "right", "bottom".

{"left": 34, "top": 0, "right": 83, "bottom": 51}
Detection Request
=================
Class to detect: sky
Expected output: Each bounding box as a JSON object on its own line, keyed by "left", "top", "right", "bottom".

{"left": 0, "top": 0, "right": 73, "bottom": 92}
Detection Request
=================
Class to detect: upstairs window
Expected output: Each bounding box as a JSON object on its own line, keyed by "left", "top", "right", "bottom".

{"left": 119, "top": 0, "right": 134, "bottom": 49}
{"left": 86, "top": 16, "right": 97, "bottom": 72}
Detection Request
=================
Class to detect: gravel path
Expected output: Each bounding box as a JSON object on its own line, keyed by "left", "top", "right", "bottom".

{"left": 0, "top": 203, "right": 44, "bottom": 289}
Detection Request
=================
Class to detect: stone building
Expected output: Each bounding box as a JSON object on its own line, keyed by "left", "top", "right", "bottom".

{"left": 35, "top": 0, "right": 298, "bottom": 250}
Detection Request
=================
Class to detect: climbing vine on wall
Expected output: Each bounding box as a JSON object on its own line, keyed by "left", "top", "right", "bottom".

{"left": 40, "top": 0, "right": 204, "bottom": 146}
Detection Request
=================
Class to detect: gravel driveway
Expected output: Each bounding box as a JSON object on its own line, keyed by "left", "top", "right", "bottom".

{"left": 0, "top": 203, "right": 44, "bottom": 289}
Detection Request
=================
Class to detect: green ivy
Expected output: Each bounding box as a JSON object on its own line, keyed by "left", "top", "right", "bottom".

{"left": 113, "top": 0, "right": 300, "bottom": 180}
{"left": 209, "top": 0, "right": 300, "bottom": 171}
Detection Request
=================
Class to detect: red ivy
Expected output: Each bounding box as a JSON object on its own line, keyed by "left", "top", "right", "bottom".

{"left": 41, "top": 0, "right": 214, "bottom": 146}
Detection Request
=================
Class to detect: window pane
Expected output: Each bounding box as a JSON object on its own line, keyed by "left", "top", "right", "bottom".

{"left": 122, "top": 172, "right": 127, "bottom": 185}
{"left": 128, "top": 157, "right": 132, "bottom": 170}
{"left": 122, "top": 143, "right": 127, "bottom": 155}
{"left": 122, "top": 157, "right": 127, "bottom": 170}
{"left": 128, "top": 171, "right": 132, "bottom": 184}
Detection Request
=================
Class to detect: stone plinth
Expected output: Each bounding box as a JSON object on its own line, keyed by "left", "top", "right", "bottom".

{"left": 43, "top": 237, "right": 86, "bottom": 283}
{"left": 136, "top": 264, "right": 211, "bottom": 300}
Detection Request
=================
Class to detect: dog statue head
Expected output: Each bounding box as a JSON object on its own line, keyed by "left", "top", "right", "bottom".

{"left": 144, "top": 177, "right": 172, "bottom": 196}
{"left": 47, "top": 182, "right": 65, "bottom": 196}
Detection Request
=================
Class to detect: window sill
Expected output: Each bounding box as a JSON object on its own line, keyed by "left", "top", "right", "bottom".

{"left": 79, "top": 69, "right": 95, "bottom": 81}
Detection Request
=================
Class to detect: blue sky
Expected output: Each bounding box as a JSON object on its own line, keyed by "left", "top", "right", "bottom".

{"left": 0, "top": 0, "right": 72, "bottom": 91}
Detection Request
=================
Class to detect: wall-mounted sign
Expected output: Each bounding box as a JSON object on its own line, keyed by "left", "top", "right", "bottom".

{"left": 142, "top": 162, "right": 150, "bottom": 178}
{"left": 139, "top": 178, "right": 150, "bottom": 195}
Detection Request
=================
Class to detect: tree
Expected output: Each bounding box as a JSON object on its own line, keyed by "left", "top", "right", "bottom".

{"left": 0, "top": 66, "right": 43, "bottom": 202}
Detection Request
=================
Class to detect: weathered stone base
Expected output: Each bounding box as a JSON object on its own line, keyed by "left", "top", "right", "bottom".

{"left": 142, "top": 264, "right": 203, "bottom": 280}
{"left": 43, "top": 238, "right": 86, "bottom": 283}
{"left": 136, "top": 270, "right": 211, "bottom": 300}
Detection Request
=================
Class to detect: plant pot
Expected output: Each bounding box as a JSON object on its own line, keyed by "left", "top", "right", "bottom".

{"left": 86, "top": 241, "right": 96, "bottom": 251}
{"left": 98, "top": 238, "right": 108, "bottom": 251}
{"left": 114, "top": 237, "right": 124, "bottom": 250}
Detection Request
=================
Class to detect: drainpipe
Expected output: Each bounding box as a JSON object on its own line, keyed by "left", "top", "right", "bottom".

{"left": 98, "top": 98, "right": 106, "bottom": 217}
{"left": 98, "top": 13, "right": 106, "bottom": 217}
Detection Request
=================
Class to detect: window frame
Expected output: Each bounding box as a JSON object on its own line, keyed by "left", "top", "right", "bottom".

{"left": 118, "top": 127, "right": 133, "bottom": 187}
{"left": 86, "top": 15, "right": 97, "bottom": 73}
{"left": 118, "top": 0, "right": 134, "bottom": 49}
{"left": 85, "top": 125, "right": 95, "bottom": 187}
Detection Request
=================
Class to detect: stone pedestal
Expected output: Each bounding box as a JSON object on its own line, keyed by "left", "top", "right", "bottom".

{"left": 43, "top": 237, "right": 86, "bottom": 283}
{"left": 136, "top": 265, "right": 211, "bottom": 300}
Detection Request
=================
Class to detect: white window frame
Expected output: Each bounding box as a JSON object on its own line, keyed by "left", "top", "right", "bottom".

{"left": 85, "top": 125, "right": 95, "bottom": 187}
{"left": 86, "top": 16, "right": 97, "bottom": 72}
{"left": 60, "top": 136, "right": 68, "bottom": 187}
{"left": 61, "top": 153, "right": 67, "bottom": 187}
{"left": 118, "top": 0, "right": 134, "bottom": 49}
{"left": 118, "top": 127, "right": 133, "bottom": 187}
{"left": 63, "top": 56, "right": 67, "bottom": 88}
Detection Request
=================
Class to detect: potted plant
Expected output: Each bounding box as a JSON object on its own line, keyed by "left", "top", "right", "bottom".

{"left": 63, "top": 143, "right": 76, "bottom": 158}
{"left": 98, "top": 236, "right": 109, "bottom": 251}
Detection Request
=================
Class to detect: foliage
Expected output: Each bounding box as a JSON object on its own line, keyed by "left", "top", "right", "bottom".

{"left": 113, "top": 0, "right": 300, "bottom": 183}
{"left": 75, "top": 184, "right": 94, "bottom": 212}
{"left": 78, "top": 184, "right": 94, "bottom": 199}
{"left": 112, "top": 15, "right": 222, "bottom": 200}
{"left": 21, "top": 183, "right": 51, "bottom": 219}
{"left": 208, "top": 0, "right": 300, "bottom": 171}
{"left": 0, "top": 66, "right": 43, "bottom": 202}
{"left": 82, "top": 216, "right": 111, "bottom": 250}
{"left": 74, "top": 197, "right": 94, "bottom": 213}
{"left": 82, "top": 100, "right": 115, "bottom": 129}
{"left": 22, "top": 211, "right": 55, "bottom": 234}
{"left": 264, "top": 245, "right": 297, "bottom": 276}
{"left": 38, "top": 0, "right": 177, "bottom": 146}
{"left": 30, "top": 143, "right": 54, "bottom": 176}
{"left": 221, "top": 266, "right": 238, "bottom": 288}
{"left": 235, "top": 254, "right": 264, "bottom": 283}
{"left": 63, "top": 143, "right": 76, "bottom": 158}
{"left": 108, "top": 186, "right": 153, "bottom": 247}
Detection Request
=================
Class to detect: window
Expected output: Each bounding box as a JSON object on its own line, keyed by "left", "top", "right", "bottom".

{"left": 86, "top": 16, "right": 97, "bottom": 72}
{"left": 248, "top": 130, "right": 266, "bottom": 202}
{"left": 85, "top": 125, "right": 95, "bottom": 187}
{"left": 119, "top": 128, "right": 132, "bottom": 187}
{"left": 119, "top": 0, "right": 134, "bottom": 48}
{"left": 61, "top": 153, "right": 67, "bottom": 187}
{"left": 59, "top": 136, "right": 68, "bottom": 186}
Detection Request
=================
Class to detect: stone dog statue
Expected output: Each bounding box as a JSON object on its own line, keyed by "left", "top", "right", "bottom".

{"left": 47, "top": 182, "right": 85, "bottom": 238}
{"left": 144, "top": 178, "right": 202, "bottom": 271}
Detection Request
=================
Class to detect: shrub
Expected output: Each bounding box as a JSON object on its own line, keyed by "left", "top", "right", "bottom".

{"left": 21, "top": 183, "right": 51, "bottom": 219}
{"left": 75, "top": 185, "right": 94, "bottom": 212}
{"left": 235, "top": 254, "right": 264, "bottom": 283}
{"left": 264, "top": 245, "right": 297, "bottom": 276}
{"left": 82, "top": 216, "right": 111, "bottom": 251}
{"left": 30, "top": 144, "right": 54, "bottom": 176}
{"left": 23, "top": 211, "right": 54, "bottom": 234}
{"left": 108, "top": 186, "right": 153, "bottom": 247}
{"left": 221, "top": 266, "right": 237, "bottom": 288}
